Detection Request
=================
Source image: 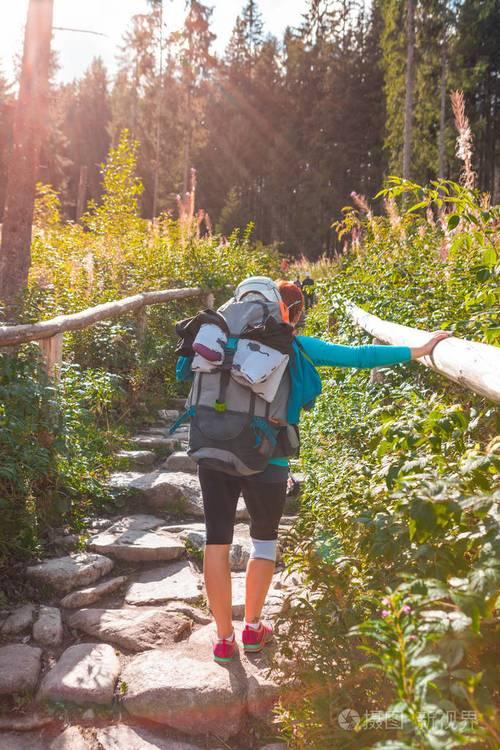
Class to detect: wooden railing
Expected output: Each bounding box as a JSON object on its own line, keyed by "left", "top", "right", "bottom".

{"left": 0, "top": 287, "right": 207, "bottom": 376}
{"left": 2, "top": 290, "right": 498, "bottom": 402}
{"left": 346, "top": 301, "right": 500, "bottom": 404}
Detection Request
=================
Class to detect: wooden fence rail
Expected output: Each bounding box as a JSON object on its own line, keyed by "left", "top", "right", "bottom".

{"left": 346, "top": 301, "right": 500, "bottom": 404}
{"left": 0, "top": 287, "right": 206, "bottom": 376}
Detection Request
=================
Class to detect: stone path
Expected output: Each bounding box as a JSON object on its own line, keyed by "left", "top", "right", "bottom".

{"left": 0, "top": 408, "right": 300, "bottom": 749}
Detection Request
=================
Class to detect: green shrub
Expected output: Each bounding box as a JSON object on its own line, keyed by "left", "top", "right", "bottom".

{"left": 0, "top": 351, "right": 124, "bottom": 565}
{"left": 0, "top": 130, "right": 279, "bottom": 568}
{"left": 277, "top": 179, "right": 499, "bottom": 749}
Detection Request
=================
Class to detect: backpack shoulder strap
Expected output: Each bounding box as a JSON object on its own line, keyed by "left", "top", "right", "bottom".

{"left": 295, "top": 337, "right": 314, "bottom": 365}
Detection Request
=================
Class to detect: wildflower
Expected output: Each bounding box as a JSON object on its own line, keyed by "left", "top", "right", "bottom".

{"left": 384, "top": 196, "right": 400, "bottom": 229}
{"left": 381, "top": 609, "right": 390, "bottom": 618}
{"left": 350, "top": 191, "right": 373, "bottom": 219}
{"left": 382, "top": 597, "right": 390, "bottom": 606}
{"left": 401, "top": 605, "right": 411, "bottom": 614}
{"left": 450, "top": 90, "right": 476, "bottom": 190}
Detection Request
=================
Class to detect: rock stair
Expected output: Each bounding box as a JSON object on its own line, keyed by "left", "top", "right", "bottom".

{"left": 0, "top": 407, "right": 300, "bottom": 749}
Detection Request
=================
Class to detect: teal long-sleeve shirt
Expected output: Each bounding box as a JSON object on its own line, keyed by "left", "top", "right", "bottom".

{"left": 295, "top": 335, "right": 412, "bottom": 369}
{"left": 268, "top": 336, "right": 412, "bottom": 468}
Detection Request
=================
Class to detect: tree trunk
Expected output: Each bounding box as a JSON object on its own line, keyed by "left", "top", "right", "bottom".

{"left": 0, "top": 0, "right": 54, "bottom": 315}
{"left": 402, "top": 0, "right": 415, "bottom": 180}
{"left": 438, "top": 40, "right": 447, "bottom": 179}
{"left": 152, "top": 0, "right": 164, "bottom": 218}
{"left": 182, "top": 2, "right": 194, "bottom": 195}
{"left": 75, "top": 165, "right": 88, "bottom": 222}
{"left": 182, "top": 84, "right": 193, "bottom": 195}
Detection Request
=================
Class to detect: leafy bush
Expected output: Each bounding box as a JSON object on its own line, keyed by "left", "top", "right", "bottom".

{"left": 0, "top": 130, "right": 279, "bottom": 568}
{"left": 0, "top": 351, "right": 123, "bottom": 565}
{"left": 27, "top": 131, "right": 280, "bottom": 410}
{"left": 277, "top": 179, "right": 499, "bottom": 749}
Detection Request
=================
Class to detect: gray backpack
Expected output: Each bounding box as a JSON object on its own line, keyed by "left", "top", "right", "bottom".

{"left": 182, "top": 295, "right": 293, "bottom": 476}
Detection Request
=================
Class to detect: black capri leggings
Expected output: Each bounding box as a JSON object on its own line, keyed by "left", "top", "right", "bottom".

{"left": 199, "top": 464, "right": 288, "bottom": 544}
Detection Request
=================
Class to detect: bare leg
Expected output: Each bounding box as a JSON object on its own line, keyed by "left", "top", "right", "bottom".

{"left": 245, "top": 558, "right": 275, "bottom": 623}
{"left": 204, "top": 544, "right": 233, "bottom": 639}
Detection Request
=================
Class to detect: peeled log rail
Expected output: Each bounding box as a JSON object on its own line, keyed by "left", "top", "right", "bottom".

{"left": 346, "top": 301, "right": 500, "bottom": 404}
{"left": 0, "top": 287, "right": 204, "bottom": 347}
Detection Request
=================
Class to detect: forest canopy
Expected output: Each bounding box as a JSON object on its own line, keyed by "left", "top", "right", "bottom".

{"left": 0, "top": 0, "right": 498, "bottom": 258}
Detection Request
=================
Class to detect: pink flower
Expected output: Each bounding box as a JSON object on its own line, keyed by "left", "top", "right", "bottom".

{"left": 401, "top": 605, "right": 411, "bottom": 614}
{"left": 382, "top": 597, "right": 390, "bottom": 606}
{"left": 381, "top": 610, "right": 390, "bottom": 618}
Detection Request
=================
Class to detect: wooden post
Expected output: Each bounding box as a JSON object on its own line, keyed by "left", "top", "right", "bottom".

{"left": 136, "top": 306, "right": 147, "bottom": 346}
{"left": 204, "top": 292, "right": 215, "bottom": 309}
{"left": 370, "top": 337, "right": 386, "bottom": 384}
{"left": 38, "top": 333, "right": 63, "bottom": 380}
{"left": 75, "top": 165, "right": 88, "bottom": 222}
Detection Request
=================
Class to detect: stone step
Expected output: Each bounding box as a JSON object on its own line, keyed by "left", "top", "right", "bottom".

{"left": 43, "top": 725, "right": 208, "bottom": 750}
{"left": 158, "top": 409, "right": 180, "bottom": 422}
{"left": 26, "top": 553, "right": 114, "bottom": 594}
{"left": 67, "top": 607, "right": 192, "bottom": 652}
{"left": 130, "top": 434, "right": 187, "bottom": 451}
{"left": 0, "top": 644, "right": 42, "bottom": 697}
{"left": 162, "top": 451, "right": 197, "bottom": 474}
{"left": 0, "top": 714, "right": 52, "bottom": 733}
{"left": 88, "top": 515, "right": 186, "bottom": 562}
{"left": 33, "top": 606, "right": 63, "bottom": 647}
{"left": 109, "top": 471, "right": 204, "bottom": 516}
{"left": 0, "top": 604, "right": 35, "bottom": 636}
{"left": 95, "top": 725, "right": 203, "bottom": 750}
{"left": 125, "top": 560, "right": 203, "bottom": 606}
{"left": 60, "top": 576, "right": 128, "bottom": 609}
{"left": 108, "top": 471, "right": 144, "bottom": 488}
{"left": 0, "top": 732, "right": 46, "bottom": 750}
{"left": 51, "top": 726, "right": 91, "bottom": 750}
{"left": 168, "top": 397, "right": 188, "bottom": 411}
{"left": 121, "top": 623, "right": 280, "bottom": 739}
{"left": 142, "top": 426, "right": 189, "bottom": 438}
{"left": 38, "top": 643, "right": 120, "bottom": 707}
{"left": 116, "top": 449, "right": 156, "bottom": 469}
{"left": 84, "top": 517, "right": 114, "bottom": 532}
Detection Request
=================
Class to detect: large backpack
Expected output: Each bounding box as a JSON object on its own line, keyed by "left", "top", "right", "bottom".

{"left": 173, "top": 278, "right": 296, "bottom": 476}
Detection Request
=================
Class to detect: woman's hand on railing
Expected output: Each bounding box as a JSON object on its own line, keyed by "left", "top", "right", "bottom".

{"left": 411, "top": 331, "right": 452, "bottom": 360}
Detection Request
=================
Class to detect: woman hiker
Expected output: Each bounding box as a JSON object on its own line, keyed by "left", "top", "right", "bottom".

{"left": 195, "top": 279, "right": 450, "bottom": 662}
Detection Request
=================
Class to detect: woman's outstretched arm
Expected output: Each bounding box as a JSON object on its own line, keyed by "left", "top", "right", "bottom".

{"left": 296, "top": 332, "right": 450, "bottom": 369}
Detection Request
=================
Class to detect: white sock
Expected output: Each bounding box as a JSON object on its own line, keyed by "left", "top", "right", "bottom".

{"left": 218, "top": 630, "right": 235, "bottom": 642}
{"left": 245, "top": 620, "right": 261, "bottom": 631}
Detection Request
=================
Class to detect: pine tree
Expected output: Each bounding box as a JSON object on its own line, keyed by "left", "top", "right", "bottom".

{"left": 453, "top": 0, "right": 500, "bottom": 196}
{"left": 403, "top": 0, "right": 415, "bottom": 179}
{"left": 241, "top": 0, "right": 265, "bottom": 59}
{"left": 172, "top": 0, "right": 216, "bottom": 192}
{"left": 111, "top": 8, "right": 182, "bottom": 215}
{"left": 62, "top": 57, "right": 111, "bottom": 217}
{"left": 380, "top": 0, "right": 455, "bottom": 182}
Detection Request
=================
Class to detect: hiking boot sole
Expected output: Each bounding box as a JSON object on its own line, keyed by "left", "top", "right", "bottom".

{"left": 243, "top": 635, "right": 273, "bottom": 653}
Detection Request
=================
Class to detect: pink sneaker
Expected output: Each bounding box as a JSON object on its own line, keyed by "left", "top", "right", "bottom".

{"left": 213, "top": 634, "right": 236, "bottom": 663}
{"left": 242, "top": 622, "right": 273, "bottom": 653}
